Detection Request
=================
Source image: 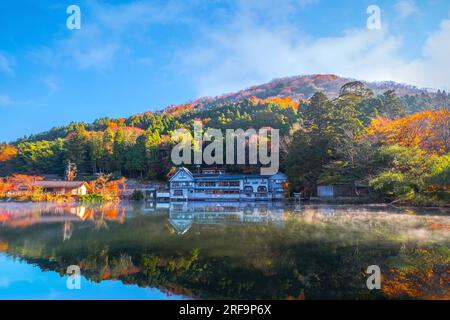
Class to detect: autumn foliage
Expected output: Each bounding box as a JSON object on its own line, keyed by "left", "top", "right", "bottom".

{"left": 85, "top": 173, "right": 127, "bottom": 201}
{"left": 7, "top": 174, "right": 43, "bottom": 191}
{"left": 0, "top": 144, "right": 18, "bottom": 162}
{"left": 0, "top": 174, "right": 43, "bottom": 199}
{"left": 367, "top": 109, "right": 450, "bottom": 155}
{"left": 0, "top": 179, "right": 13, "bottom": 196}
{"left": 249, "top": 96, "right": 300, "bottom": 110}
{"left": 164, "top": 103, "right": 195, "bottom": 116}
{"left": 383, "top": 248, "right": 450, "bottom": 300}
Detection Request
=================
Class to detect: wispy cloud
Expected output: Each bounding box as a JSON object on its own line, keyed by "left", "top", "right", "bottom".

{"left": 30, "top": 24, "right": 121, "bottom": 71}
{"left": 0, "top": 94, "right": 11, "bottom": 106}
{"left": 43, "top": 75, "right": 60, "bottom": 94}
{"left": 178, "top": 2, "right": 450, "bottom": 96}
{"left": 394, "top": 0, "right": 419, "bottom": 19}
{"left": 0, "top": 53, "right": 13, "bottom": 76}
{"left": 90, "top": 0, "right": 195, "bottom": 32}
{"left": 178, "top": 17, "right": 404, "bottom": 96}
{"left": 30, "top": 0, "right": 196, "bottom": 71}
{"left": 232, "top": 0, "right": 319, "bottom": 26}
{"left": 22, "top": 0, "right": 450, "bottom": 98}
{"left": 396, "top": 19, "right": 450, "bottom": 90}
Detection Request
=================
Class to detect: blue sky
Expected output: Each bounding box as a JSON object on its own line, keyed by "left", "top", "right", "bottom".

{"left": 1, "top": 0, "right": 450, "bottom": 142}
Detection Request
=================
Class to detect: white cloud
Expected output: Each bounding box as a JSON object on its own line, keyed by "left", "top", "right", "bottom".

{"left": 43, "top": 76, "right": 60, "bottom": 94}
{"left": 178, "top": 6, "right": 450, "bottom": 96}
{"left": 179, "top": 22, "right": 405, "bottom": 96}
{"left": 30, "top": 24, "right": 121, "bottom": 71}
{"left": 394, "top": 0, "right": 419, "bottom": 19}
{"left": 25, "top": 0, "right": 450, "bottom": 95}
{"left": 393, "top": 19, "right": 450, "bottom": 90}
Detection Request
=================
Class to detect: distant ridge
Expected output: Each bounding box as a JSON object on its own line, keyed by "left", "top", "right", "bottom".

{"left": 11, "top": 74, "right": 449, "bottom": 144}
{"left": 184, "top": 74, "right": 436, "bottom": 109}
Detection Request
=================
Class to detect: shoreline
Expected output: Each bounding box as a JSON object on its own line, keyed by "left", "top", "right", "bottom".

{"left": 0, "top": 198, "right": 449, "bottom": 211}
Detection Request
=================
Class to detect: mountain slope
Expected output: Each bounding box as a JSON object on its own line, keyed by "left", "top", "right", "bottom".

{"left": 12, "top": 74, "right": 450, "bottom": 144}
{"left": 189, "top": 74, "right": 442, "bottom": 107}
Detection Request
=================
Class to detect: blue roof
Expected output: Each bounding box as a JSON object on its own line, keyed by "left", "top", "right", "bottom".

{"left": 193, "top": 174, "right": 266, "bottom": 180}
{"left": 171, "top": 167, "right": 288, "bottom": 181}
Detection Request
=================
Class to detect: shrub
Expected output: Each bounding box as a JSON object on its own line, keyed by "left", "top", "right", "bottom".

{"left": 30, "top": 187, "right": 46, "bottom": 202}
{"left": 369, "top": 172, "right": 412, "bottom": 198}
{"left": 79, "top": 193, "right": 105, "bottom": 203}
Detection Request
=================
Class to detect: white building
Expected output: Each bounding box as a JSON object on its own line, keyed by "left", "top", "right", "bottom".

{"left": 169, "top": 167, "right": 288, "bottom": 201}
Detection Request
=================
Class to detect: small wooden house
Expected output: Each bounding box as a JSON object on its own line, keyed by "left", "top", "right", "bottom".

{"left": 34, "top": 181, "right": 88, "bottom": 196}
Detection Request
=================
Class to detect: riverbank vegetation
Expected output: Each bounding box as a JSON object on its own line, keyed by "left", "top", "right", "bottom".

{"left": 0, "top": 81, "right": 448, "bottom": 206}
{"left": 0, "top": 173, "right": 126, "bottom": 203}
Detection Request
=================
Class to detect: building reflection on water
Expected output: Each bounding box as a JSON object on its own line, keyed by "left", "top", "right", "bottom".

{"left": 0, "top": 202, "right": 127, "bottom": 240}
{"left": 1, "top": 201, "right": 448, "bottom": 239}
{"left": 168, "top": 202, "right": 287, "bottom": 234}
{"left": 0, "top": 201, "right": 292, "bottom": 238}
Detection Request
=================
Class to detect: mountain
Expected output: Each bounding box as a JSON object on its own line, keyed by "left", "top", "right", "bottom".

{"left": 187, "top": 74, "right": 442, "bottom": 108}
{"left": 10, "top": 74, "right": 450, "bottom": 145}
{"left": 2, "top": 74, "right": 448, "bottom": 192}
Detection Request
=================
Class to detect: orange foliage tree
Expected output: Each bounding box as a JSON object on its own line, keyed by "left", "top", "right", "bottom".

{"left": 0, "top": 144, "right": 18, "bottom": 162}
{"left": 2, "top": 174, "right": 43, "bottom": 193}
{"left": 9, "top": 174, "right": 43, "bottom": 188}
{"left": 88, "top": 173, "right": 127, "bottom": 199}
{"left": 164, "top": 104, "right": 195, "bottom": 116}
{"left": 0, "top": 178, "right": 13, "bottom": 195}
{"left": 383, "top": 247, "right": 450, "bottom": 300}
{"left": 367, "top": 109, "right": 450, "bottom": 155}
{"left": 250, "top": 96, "right": 300, "bottom": 110}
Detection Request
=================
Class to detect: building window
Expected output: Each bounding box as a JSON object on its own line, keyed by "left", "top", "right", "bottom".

{"left": 244, "top": 186, "right": 253, "bottom": 194}
{"left": 257, "top": 186, "right": 267, "bottom": 193}
{"left": 197, "top": 181, "right": 216, "bottom": 187}
{"left": 218, "top": 181, "right": 240, "bottom": 187}
{"left": 172, "top": 182, "right": 192, "bottom": 187}
{"left": 174, "top": 190, "right": 183, "bottom": 196}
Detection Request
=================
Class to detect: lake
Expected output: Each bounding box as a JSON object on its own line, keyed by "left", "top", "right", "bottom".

{"left": 0, "top": 201, "right": 449, "bottom": 300}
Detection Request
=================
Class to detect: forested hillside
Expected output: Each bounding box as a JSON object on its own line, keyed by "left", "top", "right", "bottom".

{"left": 191, "top": 74, "right": 450, "bottom": 113}
{"left": 1, "top": 76, "right": 449, "bottom": 205}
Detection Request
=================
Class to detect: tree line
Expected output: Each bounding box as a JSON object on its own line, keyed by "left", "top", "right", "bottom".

{"left": 0, "top": 81, "right": 449, "bottom": 204}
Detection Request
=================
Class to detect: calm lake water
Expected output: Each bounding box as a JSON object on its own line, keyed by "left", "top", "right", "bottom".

{"left": 0, "top": 201, "right": 449, "bottom": 300}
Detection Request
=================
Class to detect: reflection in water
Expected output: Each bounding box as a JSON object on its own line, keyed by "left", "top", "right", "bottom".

{"left": 0, "top": 202, "right": 449, "bottom": 300}
{"left": 168, "top": 202, "right": 286, "bottom": 234}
